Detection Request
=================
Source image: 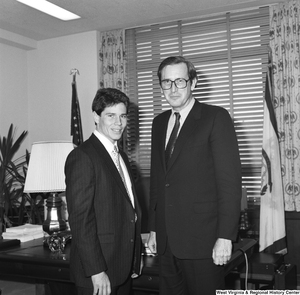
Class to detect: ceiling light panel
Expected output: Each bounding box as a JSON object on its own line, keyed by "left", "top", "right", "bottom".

{"left": 17, "top": 0, "right": 81, "bottom": 21}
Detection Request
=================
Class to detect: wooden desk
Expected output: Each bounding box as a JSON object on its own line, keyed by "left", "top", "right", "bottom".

{"left": 0, "top": 238, "right": 257, "bottom": 294}
{"left": 0, "top": 239, "right": 70, "bottom": 282}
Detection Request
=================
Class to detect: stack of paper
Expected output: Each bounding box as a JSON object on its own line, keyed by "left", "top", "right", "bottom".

{"left": 3, "top": 224, "right": 43, "bottom": 242}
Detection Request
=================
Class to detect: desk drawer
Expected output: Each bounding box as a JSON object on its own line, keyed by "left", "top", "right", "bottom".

{"left": 0, "top": 261, "right": 70, "bottom": 282}
{"left": 133, "top": 274, "right": 159, "bottom": 291}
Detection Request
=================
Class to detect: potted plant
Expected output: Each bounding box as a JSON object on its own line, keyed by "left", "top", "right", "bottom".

{"left": 0, "top": 124, "right": 28, "bottom": 238}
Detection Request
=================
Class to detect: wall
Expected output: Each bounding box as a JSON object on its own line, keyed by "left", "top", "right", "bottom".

{"left": 0, "top": 30, "right": 100, "bottom": 158}
{"left": 0, "top": 43, "right": 29, "bottom": 159}
{"left": 27, "top": 30, "right": 100, "bottom": 148}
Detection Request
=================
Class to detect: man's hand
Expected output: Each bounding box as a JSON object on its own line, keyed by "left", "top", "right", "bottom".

{"left": 91, "top": 271, "right": 111, "bottom": 295}
{"left": 212, "top": 238, "right": 232, "bottom": 265}
{"left": 147, "top": 231, "right": 157, "bottom": 254}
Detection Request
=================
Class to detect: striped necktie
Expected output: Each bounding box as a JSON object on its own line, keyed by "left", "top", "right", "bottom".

{"left": 112, "top": 145, "right": 135, "bottom": 209}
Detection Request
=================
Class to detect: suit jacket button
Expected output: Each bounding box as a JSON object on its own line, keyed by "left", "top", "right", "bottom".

{"left": 130, "top": 239, "right": 134, "bottom": 243}
{"left": 165, "top": 183, "right": 170, "bottom": 187}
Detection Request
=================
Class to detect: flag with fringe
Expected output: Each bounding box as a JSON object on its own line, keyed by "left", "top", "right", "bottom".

{"left": 259, "top": 56, "right": 287, "bottom": 254}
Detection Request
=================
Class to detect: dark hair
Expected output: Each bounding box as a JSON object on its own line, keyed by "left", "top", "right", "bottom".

{"left": 157, "top": 56, "right": 198, "bottom": 84}
{"left": 92, "top": 88, "right": 130, "bottom": 116}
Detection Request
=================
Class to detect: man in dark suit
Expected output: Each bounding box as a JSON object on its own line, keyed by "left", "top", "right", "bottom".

{"left": 147, "top": 56, "right": 241, "bottom": 294}
{"left": 65, "top": 88, "right": 142, "bottom": 295}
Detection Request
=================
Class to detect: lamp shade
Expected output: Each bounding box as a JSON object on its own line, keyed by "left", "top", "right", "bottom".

{"left": 24, "top": 141, "right": 74, "bottom": 193}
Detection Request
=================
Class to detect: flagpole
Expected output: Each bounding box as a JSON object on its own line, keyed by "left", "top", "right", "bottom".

{"left": 70, "top": 68, "right": 80, "bottom": 81}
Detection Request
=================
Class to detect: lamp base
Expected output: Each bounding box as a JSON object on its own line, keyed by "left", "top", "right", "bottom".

{"left": 43, "top": 193, "right": 67, "bottom": 234}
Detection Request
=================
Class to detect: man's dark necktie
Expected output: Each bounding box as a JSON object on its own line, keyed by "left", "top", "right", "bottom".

{"left": 165, "top": 112, "right": 181, "bottom": 168}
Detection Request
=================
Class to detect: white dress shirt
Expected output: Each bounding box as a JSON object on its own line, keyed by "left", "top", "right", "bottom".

{"left": 165, "top": 98, "right": 195, "bottom": 146}
{"left": 93, "top": 130, "right": 135, "bottom": 208}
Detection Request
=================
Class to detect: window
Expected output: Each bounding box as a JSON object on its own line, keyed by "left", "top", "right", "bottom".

{"left": 126, "top": 7, "right": 269, "bottom": 202}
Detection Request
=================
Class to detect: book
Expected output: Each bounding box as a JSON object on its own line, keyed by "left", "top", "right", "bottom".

{"left": 0, "top": 239, "right": 20, "bottom": 249}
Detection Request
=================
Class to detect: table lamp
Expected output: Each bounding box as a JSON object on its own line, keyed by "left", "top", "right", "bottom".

{"left": 24, "top": 141, "right": 74, "bottom": 251}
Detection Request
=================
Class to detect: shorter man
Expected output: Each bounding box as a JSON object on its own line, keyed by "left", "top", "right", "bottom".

{"left": 65, "top": 88, "right": 142, "bottom": 295}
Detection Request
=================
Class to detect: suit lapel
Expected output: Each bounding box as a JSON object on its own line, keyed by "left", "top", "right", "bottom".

{"left": 158, "top": 110, "right": 172, "bottom": 172}
{"left": 89, "top": 134, "right": 133, "bottom": 206}
{"left": 167, "top": 101, "right": 202, "bottom": 170}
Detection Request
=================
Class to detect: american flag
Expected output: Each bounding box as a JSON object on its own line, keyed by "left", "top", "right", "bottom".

{"left": 71, "top": 79, "right": 83, "bottom": 146}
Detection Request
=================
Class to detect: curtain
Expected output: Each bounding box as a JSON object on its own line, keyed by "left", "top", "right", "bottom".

{"left": 270, "top": 0, "right": 300, "bottom": 211}
{"left": 99, "top": 29, "right": 127, "bottom": 92}
{"left": 98, "top": 29, "right": 128, "bottom": 152}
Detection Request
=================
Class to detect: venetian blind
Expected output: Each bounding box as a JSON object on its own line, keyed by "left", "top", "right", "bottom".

{"left": 126, "top": 6, "right": 269, "bottom": 202}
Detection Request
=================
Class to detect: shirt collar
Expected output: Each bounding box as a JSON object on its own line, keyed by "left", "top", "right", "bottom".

{"left": 172, "top": 98, "right": 195, "bottom": 121}
{"left": 93, "top": 130, "right": 116, "bottom": 153}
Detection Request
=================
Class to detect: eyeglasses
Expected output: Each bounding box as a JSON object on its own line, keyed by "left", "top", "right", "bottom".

{"left": 160, "top": 78, "right": 190, "bottom": 90}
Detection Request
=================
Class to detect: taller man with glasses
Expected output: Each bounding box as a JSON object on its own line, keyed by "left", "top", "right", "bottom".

{"left": 147, "top": 56, "right": 242, "bottom": 294}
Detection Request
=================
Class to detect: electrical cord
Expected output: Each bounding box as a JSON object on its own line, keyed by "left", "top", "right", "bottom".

{"left": 238, "top": 248, "right": 249, "bottom": 290}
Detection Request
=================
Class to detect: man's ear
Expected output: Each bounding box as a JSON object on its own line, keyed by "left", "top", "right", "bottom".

{"left": 93, "top": 111, "right": 100, "bottom": 124}
{"left": 191, "top": 78, "right": 197, "bottom": 91}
